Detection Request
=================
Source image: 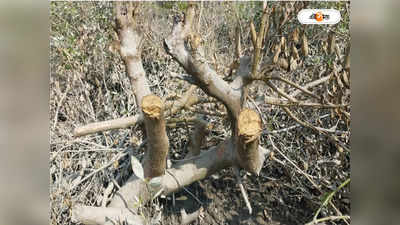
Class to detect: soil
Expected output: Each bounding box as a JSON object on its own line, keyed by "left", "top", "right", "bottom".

{"left": 156, "top": 168, "right": 326, "bottom": 225}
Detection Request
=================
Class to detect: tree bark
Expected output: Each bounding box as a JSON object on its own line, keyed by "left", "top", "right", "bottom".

{"left": 186, "top": 117, "right": 207, "bottom": 157}
{"left": 164, "top": 3, "right": 242, "bottom": 119}
{"left": 115, "top": 1, "right": 151, "bottom": 108}
{"left": 141, "top": 95, "right": 169, "bottom": 178}
{"left": 73, "top": 115, "right": 141, "bottom": 137}
{"left": 71, "top": 205, "right": 145, "bottom": 225}
{"left": 236, "top": 109, "right": 262, "bottom": 175}
{"left": 74, "top": 143, "right": 270, "bottom": 224}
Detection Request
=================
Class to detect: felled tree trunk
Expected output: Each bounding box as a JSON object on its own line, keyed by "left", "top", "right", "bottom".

{"left": 73, "top": 143, "right": 270, "bottom": 224}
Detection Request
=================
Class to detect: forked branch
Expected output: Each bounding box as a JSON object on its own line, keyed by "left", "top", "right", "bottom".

{"left": 164, "top": 2, "right": 242, "bottom": 118}
{"left": 115, "top": 1, "right": 150, "bottom": 107}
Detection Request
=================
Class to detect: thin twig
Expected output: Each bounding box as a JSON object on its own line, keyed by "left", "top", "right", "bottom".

{"left": 272, "top": 76, "right": 320, "bottom": 100}
{"left": 234, "top": 167, "right": 252, "bottom": 214}
{"left": 70, "top": 151, "right": 129, "bottom": 190}
{"left": 70, "top": 142, "right": 146, "bottom": 190}
{"left": 53, "top": 84, "right": 70, "bottom": 130}
{"left": 305, "top": 215, "right": 350, "bottom": 225}
{"left": 290, "top": 75, "right": 331, "bottom": 98}
{"left": 268, "top": 135, "right": 322, "bottom": 193}
{"left": 102, "top": 182, "right": 114, "bottom": 207}
{"left": 264, "top": 114, "right": 330, "bottom": 135}
{"left": 282, "top": 107, "right": 330, "bottom": 134}
{"left": 264, "top": 96, "right": 348, "bottom": 109}
{"left": 166, "top": 170, "right": 203, "bottom": 206}
{"left": 266, "top": 81, "right": 297, "bottom": 102}
{"left": 193, "top": 109, "right": 226, "bottom": 117}
{"left": 281, "top": 107, "right": 350, "bottom": 152}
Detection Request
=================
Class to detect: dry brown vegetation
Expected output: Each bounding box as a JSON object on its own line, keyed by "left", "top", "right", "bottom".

{"left": 50, "top": 2, "right": 350, "bottom": 225}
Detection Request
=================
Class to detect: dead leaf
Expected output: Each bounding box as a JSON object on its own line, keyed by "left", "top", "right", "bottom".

{"left": 328, "top": 33, "right": 336, "bottom": 54}
{"left": 301, "top": 32, "right": 308, "bottom": 56}
{"left": 291, "top": 27, "right": 299, "bottom": 45}
{"left": 130, "top": 155, "right": 144, "bottom": 180}
{"left": 292, "top": 43, "right": 300, "bottom": 60}
{"left": 278, "top": 57, "right": 289, "bottom": 70}
{"left": 342, "top": 70, "right": 350, "bottom": 88}
{"left": 290, "top": 56, "right": 297, "bottom": 71}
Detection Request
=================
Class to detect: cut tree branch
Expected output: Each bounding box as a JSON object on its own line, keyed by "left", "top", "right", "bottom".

{"left": 73, "top": 86, "right": 201, "bottom": 137}
{"left": 236, "top": 109, "right": 263, "bottom": 175}
{"left": 73, "top": 115, "right": 141, "bottom": 137}
{"left": 141, "top": 95, "right": 169, "bottom": 178}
